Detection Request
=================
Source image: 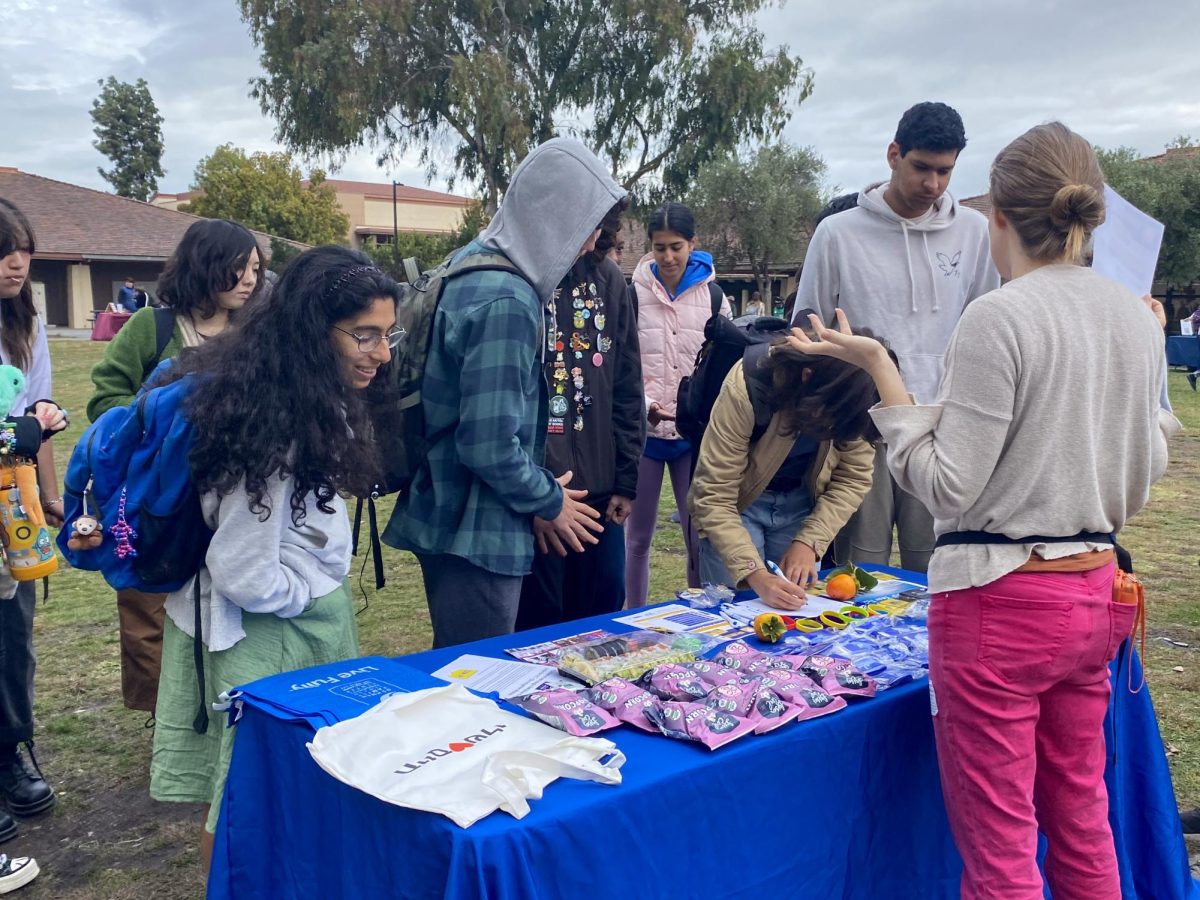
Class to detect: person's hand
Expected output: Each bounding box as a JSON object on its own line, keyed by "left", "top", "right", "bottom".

{"left": 32, "top": 402, "right": 67, "bottom": 435}
{"left": 746, "top": 567, "right": 809, "bottom": 611}
{"left": 647, "top": 402, "right": 675, "bottom": 427}
{"left": 537, "top": 471, "right": 603, "bottom": 555}
{"left": 786, "top": 309, "right": 890, "bottom": 373}
{"left": 780, "top": 540, "right": 819, "bottom": 588}
{"left": 42, "top": 497, "right": 64, "bottom": 527}
{"left": 1141, "top": 294, "right": 1167, "bottom": 329}
{"left": 605, "top": 495, "right": 633, "bottom": 525}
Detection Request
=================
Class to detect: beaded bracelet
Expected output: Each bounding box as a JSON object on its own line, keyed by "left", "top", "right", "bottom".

{"left": 0, "top": 424, "right": 17, "bottom": 456}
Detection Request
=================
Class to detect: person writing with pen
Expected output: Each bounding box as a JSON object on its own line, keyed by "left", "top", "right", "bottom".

{"left": 687, "top": 333, "right": 884, "bottom": 610}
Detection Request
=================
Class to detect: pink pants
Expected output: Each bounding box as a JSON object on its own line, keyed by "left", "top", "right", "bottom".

{"left": 929, "top": 565, "right": 1136, "bottom": 900}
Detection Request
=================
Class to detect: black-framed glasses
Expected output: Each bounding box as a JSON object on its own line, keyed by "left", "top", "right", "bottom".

{"left": 334, "top": 325, "right": 406, "bottom": 352}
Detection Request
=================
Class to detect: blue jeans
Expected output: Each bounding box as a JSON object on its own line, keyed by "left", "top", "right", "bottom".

{"left": 697, "top": 488, "right": 812, "bottom": 585}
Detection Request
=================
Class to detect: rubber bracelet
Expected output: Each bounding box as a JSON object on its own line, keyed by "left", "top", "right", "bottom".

{"left": 840, "top": 606, "right": 871, "bottom": 620}
{"left": 791, "top": 618, "right": 824, "bottom": 633}
{"left": 818, "top": 611, "right": 852, "bottom": 630}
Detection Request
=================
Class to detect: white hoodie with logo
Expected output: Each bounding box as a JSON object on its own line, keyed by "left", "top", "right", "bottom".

{"left": 794, "top": 186, "right": 1000, "bottom": 403}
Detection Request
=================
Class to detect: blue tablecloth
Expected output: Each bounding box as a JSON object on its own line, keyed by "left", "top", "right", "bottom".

{"left": 208, "top": 569, "right": 1198, "bottom": 900}
{"left": 1167, "top": 335, "right": 1200, "bottom": 368}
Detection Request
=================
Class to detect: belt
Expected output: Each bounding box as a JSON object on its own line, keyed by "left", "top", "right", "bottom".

{"left": 934, "top": 530, "right": 1115, "bottom": 549}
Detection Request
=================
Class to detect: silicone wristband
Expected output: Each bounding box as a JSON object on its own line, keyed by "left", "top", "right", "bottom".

{"left": 818, "top": 611, "right": 851, "bottom": 630}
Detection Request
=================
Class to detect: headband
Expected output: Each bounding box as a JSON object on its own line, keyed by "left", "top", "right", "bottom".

{"left": 326, "top": 265, "right": 382, "bottom": 298}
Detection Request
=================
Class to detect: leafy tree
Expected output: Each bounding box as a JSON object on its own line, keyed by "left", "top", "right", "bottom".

{"left": 689, "top": 144, "right": 826, "bottom": 297}
{"left": 90, "top": 77, "right": 166, "bottom": 200}
{"left": 1097, "top": 136, "right": 1200, "bottom": 289}
{"left": 182, "top": 145, "right": 350, "bottom": 246}
{"left": 361, "top": 202, "right": 491, "bottom": 278}
{"left": 238, "top": 0, "right": 811, "bottom": 211}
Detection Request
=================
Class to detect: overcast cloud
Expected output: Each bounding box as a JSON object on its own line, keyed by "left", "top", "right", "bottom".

{"left": 1, "top": 0, "right": 1197, "bottom": 202}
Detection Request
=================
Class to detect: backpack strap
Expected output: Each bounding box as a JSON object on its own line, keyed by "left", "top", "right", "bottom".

{"left": 742, "top": 343, "right": 775, "bottom": 444}
{"left": 191, "top": 576, "right": 208, "bottom": 735}
{"left": 707, "top": 282, "right": 724, "bottom": 318}
{"left": 401, "top": 257, "right": 422, "bottom": 284}
{"left": 146, "top": 307, "right": 176, "bottom": 379}
{"left": 628, "top": 283, "right": 639, "bottom": 323}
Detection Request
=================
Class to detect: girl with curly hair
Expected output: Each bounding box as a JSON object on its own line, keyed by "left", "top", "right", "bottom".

{"left": 87, "top": 218, "right": 263, "bottom": 715}
{"left": 147, "top": 245, "right": 402, "bottom": 873}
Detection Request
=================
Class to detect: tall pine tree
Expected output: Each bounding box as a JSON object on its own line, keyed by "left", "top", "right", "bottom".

{"left": 90, "top": 77, "right": 166, "bottom": 201}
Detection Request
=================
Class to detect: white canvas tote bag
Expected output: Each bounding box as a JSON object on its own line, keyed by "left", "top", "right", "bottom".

{"left": 306, "top": 684, "right": 625, "bottom": 828}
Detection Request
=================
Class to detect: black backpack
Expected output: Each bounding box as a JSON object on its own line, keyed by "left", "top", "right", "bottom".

{"left": 675, "top": 312, "right": 792, "bottom": 449}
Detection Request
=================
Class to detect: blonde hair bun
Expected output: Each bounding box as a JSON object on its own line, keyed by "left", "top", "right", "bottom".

{"left": 1050, "top": 183, "right": 1105, "bottom": 233}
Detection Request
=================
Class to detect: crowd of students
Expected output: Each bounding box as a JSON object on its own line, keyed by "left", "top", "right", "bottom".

{"left": 0, "top": 101, "right": 1178, "bottom": 898}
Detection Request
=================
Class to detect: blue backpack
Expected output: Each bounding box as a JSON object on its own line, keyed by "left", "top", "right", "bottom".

{"left": 58, "top": 364, "right": 211, "bottom": 593}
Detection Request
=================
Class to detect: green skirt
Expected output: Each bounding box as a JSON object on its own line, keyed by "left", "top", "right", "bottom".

{"left": 149, "top": 583, "right": 359, "bottom": 832}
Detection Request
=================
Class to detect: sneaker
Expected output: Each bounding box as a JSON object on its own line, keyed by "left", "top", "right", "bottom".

{"left": 0, "top": 854, "right": 37, "bottom": 893}
{"left": 1188, "top": 371, "right": 1197, "bottom": 392}
{"left": 0, "top": 746, "right": 53, "bottom": 818}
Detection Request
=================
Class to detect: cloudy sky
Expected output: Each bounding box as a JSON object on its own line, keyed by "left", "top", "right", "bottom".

{"left": 1, "top": 0, "right": 1197, "bottom": 203}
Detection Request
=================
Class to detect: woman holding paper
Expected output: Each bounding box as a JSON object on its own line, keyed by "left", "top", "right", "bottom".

{"left": 687, "top": 339, "right": 881, "bottom": 610}
{"left": 789, "top": 122, "right": 1178, "bottom": 900}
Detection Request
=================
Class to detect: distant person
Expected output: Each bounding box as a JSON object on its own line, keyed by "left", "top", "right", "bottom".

{"left": 384, "top": 138, "right": 627, "bottom": 647}
{"left": 116, "top": 277, "right": 138, "bottom": 313}
{"left": 791, "top": 121, "right": 1179, "bottom": 900}
{"left": 87, "top": 219, "right": 263, "bottom": 716}
{"left": 793, "top": 102, "right": 999, "bottom": 572}
{"left": 625, "top": 202, "right": 732, "bottom": 605}
{"left": 744, "top": 291, "right": 766, "bottom": 317}
{"left": 133, "top": 287, "right": 149, "bottom": 310}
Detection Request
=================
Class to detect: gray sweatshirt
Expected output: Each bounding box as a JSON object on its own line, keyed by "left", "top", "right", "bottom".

{"left": 165, "top": 473, "right": 351, "bottom": 652}
{"left": 871, "top": 264, "right": 1180, "bottom": 593}
{"left": 795, "top": 185, "right": 1000, "bottom": 403}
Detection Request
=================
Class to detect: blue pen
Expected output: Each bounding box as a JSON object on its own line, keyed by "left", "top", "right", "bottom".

{"left": 765, "top": 560, "right": 784, "bottom": 578}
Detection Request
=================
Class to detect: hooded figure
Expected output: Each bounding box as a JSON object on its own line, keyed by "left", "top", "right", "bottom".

{"left": 385, "top": 138, "right": 627, "bottom": 648}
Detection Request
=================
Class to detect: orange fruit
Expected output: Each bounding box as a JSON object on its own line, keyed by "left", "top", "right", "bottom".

{"left": 826, "top": 573, "right": 858, "bottom": 601}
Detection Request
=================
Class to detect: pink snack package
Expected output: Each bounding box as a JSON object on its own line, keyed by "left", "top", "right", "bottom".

{"left": 644, "top": 699, "right": 757, "bottom": 750}
{"left": 585, "top": 678, "right": 660, "bottom": 732}
{"left": 642, "top": 664, "right": 713, "bottom": 701}
{"left": 794, "top": 654, "right": 877, "bottom": 699}
{"left": 512, "top": 689, "right": 620, "bottom": 736}
{"left": 711, "top": 640, "right": 771, "bottom": 672}
{"left": 683, "top": 660, "right": 742, "bottom": 688}
{"left": 706, "top": 676, "right": 802, "bottom": 734}
{"left": 755, "top": 669, "right": 848, "bottom": 721}
{"left": 744, "top": 655, "right": 797, "bottom": 677}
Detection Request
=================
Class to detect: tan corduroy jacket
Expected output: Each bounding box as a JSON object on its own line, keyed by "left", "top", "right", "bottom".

{"left": 688, "top": 363, "right": 875, "bottom": 588}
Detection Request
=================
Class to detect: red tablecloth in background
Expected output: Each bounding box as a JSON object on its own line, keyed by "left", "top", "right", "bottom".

{"left": 90, "top": 311, "right": 132, "bottom": 341}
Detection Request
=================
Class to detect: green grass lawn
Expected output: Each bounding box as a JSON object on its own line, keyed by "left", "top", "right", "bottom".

{"left": 15, "top": 339, "right": 1200, "bottom": 897}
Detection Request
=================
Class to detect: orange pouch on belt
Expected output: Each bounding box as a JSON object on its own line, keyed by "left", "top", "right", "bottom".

{"left": 1114, "top": 569, "right": 1146, "bottom": 692}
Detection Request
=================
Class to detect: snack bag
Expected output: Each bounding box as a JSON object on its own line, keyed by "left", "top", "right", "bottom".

{"left": 756, "top": 669, "right": 848, "bottom": 721}
{"left": 794, "top": 655, "right": 877, "bottom": 699}
{"left": 644, "top": 700, "right": 756, "bottom": 751}
{"left": 512, "top": 689, "right": 620, "bottom": 736}
{"left": 642, "top": 664, "right": 712, "bottom": 702}
{"left": 706, "top": 677, "right": 801, "bottom": 734}
{"left": 711, "top": 640, "right": 770, "bottom": 672}
{"left": 585, "top": 678, "right": 660, "bottom": 732}
{"left": 683, "top": 660, "right": 742, "bottom": 688}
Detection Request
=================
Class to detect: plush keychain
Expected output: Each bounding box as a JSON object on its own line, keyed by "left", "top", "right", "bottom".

{"left": 0, "top": 366, "right": 62, "bottom": 578}
{"left": 66, "top": 481, "right": 103, "bottom": 552}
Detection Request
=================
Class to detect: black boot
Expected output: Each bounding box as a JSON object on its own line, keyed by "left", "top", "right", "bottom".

{"left": 1181, "top": 807, "right": 1200, "bottom": 834}
{"left": 0, "top": 745, "right": 54, "bottom": 817}
{"left": 0, "top": 810, "right": 15, "bottom": 844}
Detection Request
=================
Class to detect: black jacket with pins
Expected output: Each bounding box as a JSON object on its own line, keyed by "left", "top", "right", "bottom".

{"left": 542, "top": 255, "right": 645, "bottom": 507}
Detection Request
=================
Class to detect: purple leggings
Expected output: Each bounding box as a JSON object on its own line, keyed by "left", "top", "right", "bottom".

{"left": 624, "top": 452, "right": 699, "bottom": 606}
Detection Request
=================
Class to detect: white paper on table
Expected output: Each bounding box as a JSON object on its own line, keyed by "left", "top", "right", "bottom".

{"left": 1091, "top": 185, "right": 1165, "bottom": 297}
{"left": 612, "top": 603, "right": 730, "bottom": 633}
{"left": 727, "top": 595, "right": 849, "bottom": 620}
{"left": 430, "top": 655, "right": 579, "bottom": 699}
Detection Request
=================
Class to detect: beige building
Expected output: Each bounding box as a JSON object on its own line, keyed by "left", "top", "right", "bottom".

{"left": 152, "top": 179, "right": 472, "bottom": 250}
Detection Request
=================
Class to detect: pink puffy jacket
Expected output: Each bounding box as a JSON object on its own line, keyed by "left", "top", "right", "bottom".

{"left": 632, "top": 252, "right": 732, "bottom": 440}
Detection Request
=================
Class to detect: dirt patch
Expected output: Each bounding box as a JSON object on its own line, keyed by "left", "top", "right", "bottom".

{"left": 13, "top": 778, "right": 204, "bottom": 900}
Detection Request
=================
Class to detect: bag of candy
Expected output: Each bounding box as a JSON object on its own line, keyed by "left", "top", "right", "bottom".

{"left": 584, "top": 678, "right": 660, "bottom": 732}
{"left": 643, "top": 700, "right": 757, "bottom": 750}
{"left": 511, "top": 689, "right": 620, "bottom": 736}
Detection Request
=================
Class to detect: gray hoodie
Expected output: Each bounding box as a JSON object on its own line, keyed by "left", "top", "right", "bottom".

{"left": 794, "top": 185, "right": 1000, "bottom": 403}
{"left": 479, "top": 137, "right": 626, "bottom": 301}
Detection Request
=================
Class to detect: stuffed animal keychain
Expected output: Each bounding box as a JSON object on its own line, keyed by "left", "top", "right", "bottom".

{"left": 66, "top": 477, "right": 103, "bottom": 551}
